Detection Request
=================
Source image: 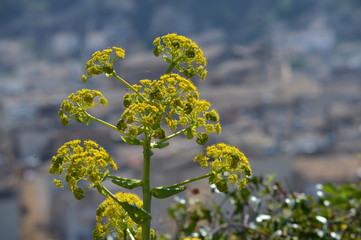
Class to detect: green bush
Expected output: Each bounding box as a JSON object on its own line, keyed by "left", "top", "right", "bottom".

{"left": 167, "top": 175, "right": 361, "bottom": 239}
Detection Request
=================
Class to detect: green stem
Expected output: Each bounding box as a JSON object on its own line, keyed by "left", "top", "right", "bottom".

{"left": 165, "top": 62, "right": 176, "bottom": 74}
{"left": 111, "top": 72, "right": 148, "bottom": 102}
{"left": 85, "top": 112, "right": 133, "bottom": 138}
{"left": 86, "top": 113, "right": 118, "bottom": 131}
{"left": 142, "top": 130, "right": 152, "bottom": 240}
{"left": 158, "top": 128, "right": 187, "bottom": 143}
{"left": 165, "top": 170, "right": 222, "bottom": 188}
{"left": 164, "top": 56, "right": 183, "bottom": 74}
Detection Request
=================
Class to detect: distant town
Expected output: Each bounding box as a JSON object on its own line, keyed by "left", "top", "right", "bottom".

{"left": 1, "top": 2, "right": 361, "bottom": 239}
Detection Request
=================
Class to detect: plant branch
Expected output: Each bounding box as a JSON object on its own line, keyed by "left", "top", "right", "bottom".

{"left": 142, "top": 130, "right": 152, "bottom": 240}
{"left": 159, "top": 128, "right": 187, "bottom": 143}
{"left": 165, "top": 62, "right": 176, "bottom": 74}
{"left": 110, "top": 72, "right": 148, "bottom": 102}
{"left": 165, "top": 170, "right": 221, "bottom": 188}
{"left": 164, "top": 56, "right": 183, "bottom": 74}
{"left": 85, "top": 112, "right": 132, "bottom": 138}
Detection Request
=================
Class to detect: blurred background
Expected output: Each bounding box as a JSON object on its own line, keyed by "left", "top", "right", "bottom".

{"left": 1, "top": 0, "right": 361, "bottom": 239}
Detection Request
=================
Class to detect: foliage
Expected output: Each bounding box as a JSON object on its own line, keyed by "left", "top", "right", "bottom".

{"left": 167, "top": 175, "right": 361, "bottom": 239}
{"left": 49, "top": 33, "right": 251, "bottom": 240}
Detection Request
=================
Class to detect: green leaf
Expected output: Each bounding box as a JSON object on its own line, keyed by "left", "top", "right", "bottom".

{"left": 322, "top": 183, "right": 337, "bottom": 194}
{"left": 111, "top": 178, "right": 142, "bottom": 190}
{"left": 121, "top": 136, "right": 143, "bottom": 145}
{"left": 95, "top": 184, "right": 108, "bottom": 198}
{"left": 120, "top": 201, "right": 151, "bottom": 224}
{"left": 151, "top": 186, "right": 187, "bottom": 199}
{"left": 151, "top": 141, "right": 169, "bottom": 149}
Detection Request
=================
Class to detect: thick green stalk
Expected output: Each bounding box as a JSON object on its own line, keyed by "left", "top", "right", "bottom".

{"left": 142, "top": 131, "right": 152, "bottom": 240}
{"left": 164, "top": 56, "right": 183, "bottom": 74}
{"left": 165, "top": 62, "right": 176, "bottom": 74}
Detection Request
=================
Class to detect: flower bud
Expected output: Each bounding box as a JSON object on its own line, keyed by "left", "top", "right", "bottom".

{"left": 153, "top": 47, "right": 161, "bottom": 57}
{"left": 196, "top": 133, "right": 208, "bottom": 145}
{"left": 183, "top": 103, "right": 193, "bottom": 114}
{"left": 102, "top": 63, "right": 114, "bottom": 74}
{"left": 172, "top": 41, "right": 180, "bottom": 49}
{"left": 183, "top": 65, "right": 195, "bottom": 78}
{"left": 53, "top": 179, "right": 63, "bottom": 188}
{"left": 123, "top": 93, "right": 131, "bottom": 108}
{"left": 74, "top": 111, "right": 88, "bottom": 123}
{"left": 73, "top": 187, "right": 85, "bottom": 200}
{"left": 60, "top": 115, "right": 69, "bottom": 127}
{"left": 215, "top": 178, "right": 228, "bottom": 192}
{"left": 83, "top": 93, "right": 93, "bottom": 104}
{"left": 116, "top": 118, "right": 127, "bottom": 131}
{"left": 186, "top": 49, "right": 196, "bottom": 58}
{"left": 150, "top": 89, "right": 163, "bottom": 101}
{"left": 204, "top": 110, "right": 219, "bottom": 122}
{"left": 153, "top": 128, "right": 166, "bottom": 139}
{"left": 82, "top": 74, "right": 87, "bottom": 84}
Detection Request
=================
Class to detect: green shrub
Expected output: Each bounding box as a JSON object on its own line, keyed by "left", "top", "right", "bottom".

{"left": 167, "top": 175, "right": 361, "bottom": 239}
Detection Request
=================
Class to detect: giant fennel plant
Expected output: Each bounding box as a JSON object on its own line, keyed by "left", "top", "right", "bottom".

{"left": 49, "top": 33, "right": 252, "bottom": 240}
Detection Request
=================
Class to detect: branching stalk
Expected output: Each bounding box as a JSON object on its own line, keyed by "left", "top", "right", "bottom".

{"left": 85, "top": 112, "right": 133, "bottom": 138}
{"left": 165, "top": 170, "right": 221, "bottom": 188}
{"left": 111, "top": 72, "right": 148, "bottom": 102}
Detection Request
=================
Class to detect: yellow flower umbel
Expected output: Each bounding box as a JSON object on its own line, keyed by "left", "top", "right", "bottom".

{"left": 93, "top": 192, "right": 143, "bottom": 240}
{"left": 83, "top": 46, "right": 125, "bottom": 82}
{"left": 117, "top": 73, "right": 221, "bottom": 145}
{"left": 58, "top": 89, "right": 107, "bottom": 126}
{"left": 194, "top": 143, "right": 251, "bottom": 192}
{"left": 49, "top": 140, "right": 117, "bottom": 199}
{"left": 153, "top": 33, "right": 207, "bottom": 80}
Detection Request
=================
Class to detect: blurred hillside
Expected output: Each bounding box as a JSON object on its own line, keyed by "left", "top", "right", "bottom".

{"left": 1, "top": 1, "right": 361, "bottom": 240}
{"left": 2, "top": 0, "right": 361, "bottom": 54}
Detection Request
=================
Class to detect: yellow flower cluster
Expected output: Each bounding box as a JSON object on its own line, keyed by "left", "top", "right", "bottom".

{"left": 194, "top": 143, "right": 251, "bottom": 191}
{"left": 93, "top": 192, "right": 143, "bottom": 240}
{"left": 117, "top": 73, "right": 221, "bottom": 145}
{"left": 83, "top": 46, "right": 125, "bottom": 82}
{"left": 58, "top": 89, "right": 107, "bottom": 126}
{"left": 49, "top": 140, "right": 117, "bottom": 199}
{"left": 153, "top": 33, "right": 207, "bottom": 80}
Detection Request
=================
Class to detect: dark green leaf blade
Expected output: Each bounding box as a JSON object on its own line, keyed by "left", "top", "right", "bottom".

{"left": 121, "top": 136, "right": 143, "bottom": 145}
{"left": 151, "top": 186, "right": 187, "bottom": 199}
{"left": 120, "top": 201, "right": 151, "bottom": 224}
{"left": 151, "top": 141, "right": 169, "bottom": 149}
{"left": 111, "top": 178, "right": 142, "bottom": 190}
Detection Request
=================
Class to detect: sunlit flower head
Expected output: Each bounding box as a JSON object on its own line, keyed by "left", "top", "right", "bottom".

{"left": 49, "top": 140, "right": 117, "bottom": 199}
{"left": 153, "top": 33, "right": 207, "bottom": 80}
